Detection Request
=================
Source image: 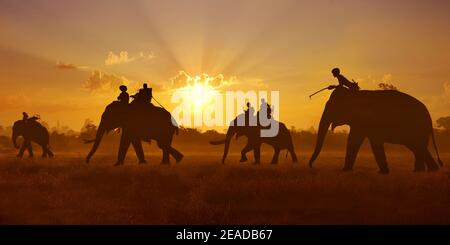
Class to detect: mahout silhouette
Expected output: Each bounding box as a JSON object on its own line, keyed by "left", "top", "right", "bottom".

{"left": 117, "top": 85, "right": 129, "bottom": 104}
{"left": 210, "top": 102, "right": 298, "bottom": 164}
{"left": 86, "top": 84, "right": 183, "bottom": 165}
{"left": 331, "top": 68, "right": 360, "bottom": 91}
{"left": 12, "top": 113, "right": 54, "bottom": 158}
{"left": 309, "top": 86, "right": 443, "bottom": 174}
{"left": 310, "top": 68, "right": 360, "bottom": 99}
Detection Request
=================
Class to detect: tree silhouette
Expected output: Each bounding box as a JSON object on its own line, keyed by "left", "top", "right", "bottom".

{"left": 378, "top": 83, "right": 398, "bottom": 90}
{"left": 80, "top": 119, "right": 97, "bottom": 139}
{"left": 437, "top": 116, "right": 450, "bottom": 131}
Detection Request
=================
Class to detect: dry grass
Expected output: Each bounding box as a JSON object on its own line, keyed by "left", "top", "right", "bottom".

{"left": 0, "top": 152, "right": 449, "bottom": 224}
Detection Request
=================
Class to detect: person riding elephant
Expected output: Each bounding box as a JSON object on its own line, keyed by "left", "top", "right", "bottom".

{"left": 210, "top": 105, "right": 298, "bottom": 164}
{"left": 309, "top": 85, "right": 443, "bottom": 174}
{"left": 22, "top": 112, "right": 40, "bottom": 122}
{"left": 255, "top": 99, "right": 274, "bottom": 134}
{"left": 244, "top": 102, "right": 255, "bottom": 127}
{"left": 131, "top": 83, "right": 153, "bottom": 104}
{"left": 13, "top": 113, "right": 53, "bottom": 158}
{"left": 259, "top": 99, "right": 270, "bottom": 118}
{"left": 331, "top": 68, "right": 360, "bottom": 91}
{"left": 117, "top": 85, "right": 129, "bottom": 104}
{"left": 86, "top": 83, "right": 182, "bottom": 165}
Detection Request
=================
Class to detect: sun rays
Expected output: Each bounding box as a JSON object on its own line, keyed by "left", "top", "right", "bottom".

{"left": 173, "top": 73, "right": 222, "bottom": 112}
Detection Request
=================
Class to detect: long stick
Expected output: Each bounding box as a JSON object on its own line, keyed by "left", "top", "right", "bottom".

{"left": 309, "top": 87, "right": 329, "bottom": 99}
{"left": 152, "top": 96, "right": 166, "bottom": 110}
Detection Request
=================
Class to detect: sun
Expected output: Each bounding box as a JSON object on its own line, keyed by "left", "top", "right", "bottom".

{"left": 190, "top": 83, "right": 217, "bottom": 109}
{"left": 174, "top": 75, "right": 220, "bottom": 112}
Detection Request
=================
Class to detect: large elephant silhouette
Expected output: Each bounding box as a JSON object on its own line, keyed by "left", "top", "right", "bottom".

{"left": 12, "top": 119, "right": 54, "bottom": 158}
{"left": 86, "top": 101, "right": 183, "bottom": 165}
{"left": 309, "top": 86, "right": 443, "bottom": 174}
{"left": 210, "top": 114, "right": 298, "bottom": 164}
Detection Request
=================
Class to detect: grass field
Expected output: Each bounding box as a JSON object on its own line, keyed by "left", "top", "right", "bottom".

{"left": 0, "top": 152, "right": 449, "bottom": 224}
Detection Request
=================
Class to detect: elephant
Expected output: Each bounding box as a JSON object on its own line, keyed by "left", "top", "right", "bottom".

{"left": 85, "top": 101, "right": 183, "bottom": 165}
{"left": 210, "top": 114, "right": 298, "bottom": 164}
{"left": 309, "top": 86, "right": 443, "bottom": 174}
{"left": 12, "top": 119, "right": 54, "bottom": 158}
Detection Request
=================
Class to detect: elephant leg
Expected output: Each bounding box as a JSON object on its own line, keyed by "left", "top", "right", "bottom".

{"left": 289, "top": 146, "right": 298, "bottom": 163}
{"left": 408, "top": 146, "right": 426, "bottom": 172}
{"left": 116, "top": 136, "right": 131, "bottom": 166}
{"left": 270, "top": 147, "right": 281, "bottom": 164}
{"left": 240, "top": 143, "right": 253, "bottom": 162}
{"left": 253, "top": 143, "right": 261, "bottom": 164}
{"left": 131, "top": 140, "right": 146, "bottom": 164}
{"left": 423, "top": 149, "right": 439, "bottom": 172}
{"left": 17, "top": 144, "right": 26, "bottom": 158}
{"left": 169, "top": 147, "right": 183, "bottom": 163}
{"left": 343, "top": 130, "right": 364, "bottom": 171}
{"left": 414, "top": 151, "right": 426, "bottom": 172}
{"left": 41, "top": 145, "right": 48, "bottom": 158}
{"left": 157, "top": 141, "right": 170, "bottom": 164}
{"left": 162, "top": 149, "right": 170, "bottom": 164}
{"left": 47, "top": 148, "right": 54, "bottom": 158}
{"left": 369, "top": 139, "right": 389, "bottom": 174}
{"left": 26, "top": 141, "right": 33, "bottom": 158}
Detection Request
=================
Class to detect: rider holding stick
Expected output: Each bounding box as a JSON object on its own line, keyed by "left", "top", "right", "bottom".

{"left": 310, "top": 68, "right": 360, "bottom": 98}
{"left": 330, "top": 68, "right": 359, "bottom": 91}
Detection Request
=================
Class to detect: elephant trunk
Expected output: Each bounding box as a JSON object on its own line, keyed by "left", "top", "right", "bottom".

{"left": 12, "top": 131, "right": 19, "bottom": 149}
{"left": 221, "top": 127, "right": 237, "bottom": 164}
{"left": 309, "top": 105, "right": 331, "bottom": 168}
{"left": 86, "top": 121, "right": 106, "bottom": 163}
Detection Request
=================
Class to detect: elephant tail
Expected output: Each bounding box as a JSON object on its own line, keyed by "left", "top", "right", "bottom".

{"left": 175, "top": 126, "right": 179, "bottom": 136}
{"left": 209, "top": 139, "right": 227, "bottom": 145}
{"left": 431, "top": 129, "right": 443, "bottom": 166}
{"left": 83, "top": 139, "right": 96, "bottom": 144}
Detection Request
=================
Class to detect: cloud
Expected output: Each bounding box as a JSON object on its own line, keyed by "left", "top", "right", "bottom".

{"left": 105, "top": 51, "right": 131, "bottom": 65}
{"left": 56, "top": 62, "right": 77, "bottom": 70}
{"left": 209, "top": 74, "right": 224, "bottom": 87}
{"left": 355, "top": 73, "right": 396, "bottom": 90}
{"left": 54, "top": 59, "right": 163, "bottom": 94}
{"left": 139, "top": 51, "right": 155, "bottom": 60}
{"left": 82, "top": 70, "right": 131, "bottom": 93}
{"left": 105, "top": 51, "right": 155, "bottom": 65}
{"left": 55, "top": 61, "right": 89, "bottom": 70}
{"left": 167, "top": 71, "right": 238, "bottom": 90}
{"left": 166, "top": 71, "right": 271, "bottom": 92}
{"left": 244, "top": 78, "right": 269, "bottom": 88}
{"left": 169, "top": 71, "right": 192, "bottom": 88}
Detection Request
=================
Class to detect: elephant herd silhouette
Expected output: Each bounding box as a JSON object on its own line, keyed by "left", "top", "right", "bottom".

{"left": 12, "top": 79, "right": 444, "bottom": 174}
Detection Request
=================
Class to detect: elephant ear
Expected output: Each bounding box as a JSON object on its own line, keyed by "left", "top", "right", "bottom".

{"left": 331, "top": 123, "right": 337, "bottom": 132}
{"left": 331, "top": 121, "right": 347, "bottom": 131}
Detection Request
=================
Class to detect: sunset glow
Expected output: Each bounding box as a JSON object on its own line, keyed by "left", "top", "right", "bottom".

{"left": 1, "top": 0, "right": 450, "bottom": 229}
{"left": 175, "top": 77, "right": 220, "bottom": 111}
{"left": 0, "top": 0, "right": 449, "bottom": 132}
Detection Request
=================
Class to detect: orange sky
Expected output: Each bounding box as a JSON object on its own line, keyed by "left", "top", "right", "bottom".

{"left": 1, "top": 0, "right": 450, "bottom": 132}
